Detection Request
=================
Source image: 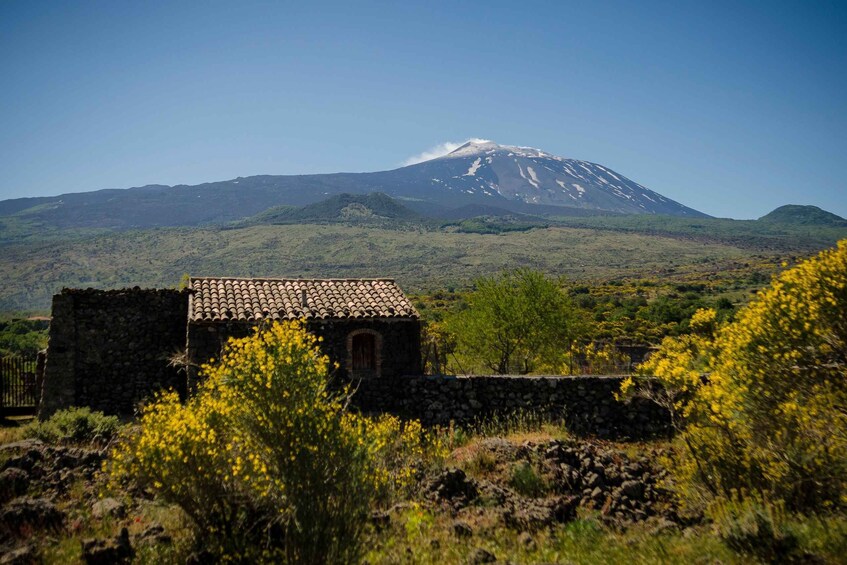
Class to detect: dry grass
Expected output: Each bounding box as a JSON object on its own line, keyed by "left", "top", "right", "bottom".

{"left": 0, "top": 417, "right": 34, "bottom": 445}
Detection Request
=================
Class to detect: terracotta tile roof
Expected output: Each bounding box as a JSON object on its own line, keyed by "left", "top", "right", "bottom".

{"left": 189, "top": 277, "right": 419, "bottom": 322}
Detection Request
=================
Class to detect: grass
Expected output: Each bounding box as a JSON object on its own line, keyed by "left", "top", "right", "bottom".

{"left": 363, "top": 505, "right": 742, "bottom": 564}
{"left": 509, "top": 460, "right": 549, "bottom": 497}
{"left": 40, "top": 496, "right": 195, "bottom": 564}
{"left": 463, "top": 448, "right": 498, "bottom": 475}
{"left": 0, "top": 417, "right": 35, "bottom": 445}
{"left": 27, "top": 406, "right": 121, "bottom": 444}
{"left": 471, "top": 409, "right": 565, "bottom": 440}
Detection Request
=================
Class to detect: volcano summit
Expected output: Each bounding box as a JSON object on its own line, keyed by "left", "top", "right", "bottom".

{"left": 402, "top": 140, "right": 706, "bottom": 216}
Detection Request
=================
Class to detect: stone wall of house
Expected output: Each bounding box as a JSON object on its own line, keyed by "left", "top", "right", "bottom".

{"left": 351, "top": 375, "right": 670, "bottom": 440}
{"left": 187, "top": 318, "right": 421, "bottom": 389}
{"left": 40, "top": 288, "right": 190, "bottom": 418}
{"left": 315, "top": 318, "right": 422, "bottom": 378}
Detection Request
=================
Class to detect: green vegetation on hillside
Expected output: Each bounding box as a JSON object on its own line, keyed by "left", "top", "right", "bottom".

{"left": 240, "top": 192, "right": 422, "bottom": 227}
{"left": 548, "top": 213, "right": 847, "bottom": 251}
{"left": 758, "top": 204, "right": 847, "bottom": 226}
{"left": 0, "top": 222, "right": 806, "bottom": 312}
{"left": 447, "top": 216, "right": 547, "bottom": 234}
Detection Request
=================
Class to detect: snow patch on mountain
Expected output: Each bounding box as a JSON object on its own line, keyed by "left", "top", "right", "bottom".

{"left": 443, "top": 139, "right": 558, "bottom": 161}
{"left": 440, "top": 139, "right": 497, "bottom": 159}
{"left": 526, "top": 166, "right": 540, "bottom": 189}
{"left": 464, "top": 157, "right": 482, "bottom": 177}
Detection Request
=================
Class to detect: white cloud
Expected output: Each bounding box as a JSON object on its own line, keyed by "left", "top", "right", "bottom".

{"left": 401, "top": 138, "right": 491, "bottom": 166}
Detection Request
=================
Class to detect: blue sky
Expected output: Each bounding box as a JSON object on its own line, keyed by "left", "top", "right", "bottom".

{"left": 1, "top": 1, "right": 844, "bottom": 219}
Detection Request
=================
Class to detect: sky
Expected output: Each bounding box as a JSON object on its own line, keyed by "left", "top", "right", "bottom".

{"left": 1, "top": 1, "right": 844, "bottom": 219}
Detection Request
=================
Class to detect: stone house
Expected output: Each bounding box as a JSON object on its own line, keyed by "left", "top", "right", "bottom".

{"left": 186, "top": 277, "right": 422, "bottom": 388}
{"left": 39, "top": 278, "right": 421, "bottom": 417}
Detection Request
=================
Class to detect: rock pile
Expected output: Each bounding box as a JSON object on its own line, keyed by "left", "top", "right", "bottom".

{"left": 0, "top": 439, "right": 105, "bottom": 555}
{"left": 424, "top": 438, "right": 680, "bottom": 533}
{"left": 530, "top": 439, "right": 673, "bottom": 526}
{"left": 0, "top": 438, "right": 171, "bottom": 562}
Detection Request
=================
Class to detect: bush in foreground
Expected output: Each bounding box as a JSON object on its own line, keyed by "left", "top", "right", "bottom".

{"left": 110, "top": 321, "right": 442, "bottom": 562}
{"left": 625, "top": 240, "right": 847, "bottom": 512}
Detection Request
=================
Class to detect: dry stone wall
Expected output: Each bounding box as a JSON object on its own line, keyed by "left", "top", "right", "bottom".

{"left": 351, "top": 375, "right": 670, "bottom": 440}
{"left": 40, "top": 288, "right": 190, "bottom": 418}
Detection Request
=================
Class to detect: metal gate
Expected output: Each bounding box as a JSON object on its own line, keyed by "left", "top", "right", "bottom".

{"left": 1, "top": 355, "right": 40, "bottom": 417}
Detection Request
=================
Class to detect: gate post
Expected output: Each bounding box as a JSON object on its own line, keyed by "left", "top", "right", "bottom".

{"left": 35, "top": 350, "right": 46, "bottom": 411}
{"left": 0, "top": 358, "right": 5, "bottom": 421}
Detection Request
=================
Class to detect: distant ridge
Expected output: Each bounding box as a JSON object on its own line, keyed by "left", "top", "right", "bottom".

{"left": 759, "top": 205, "right": 847, "bottom": 227}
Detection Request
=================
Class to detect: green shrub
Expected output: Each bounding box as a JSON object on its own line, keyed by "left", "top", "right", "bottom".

{"left": 465, "top": 449, "right": 498, "bottom": 476}
{"left": 29, "top": 407, "right": 120, "bottom": 444}
{"left": 509, "top": 461, "right": 548, "bottom": 497}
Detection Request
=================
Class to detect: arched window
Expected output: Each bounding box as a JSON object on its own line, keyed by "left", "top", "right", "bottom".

{"left": 346, "top": 329, "right": 382, "bottom": 378}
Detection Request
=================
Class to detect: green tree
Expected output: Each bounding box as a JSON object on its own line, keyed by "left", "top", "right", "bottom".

{"left": 0, "top": 319, "right": 48, "bottom": 357}
{"left": 450, "top": 269, "right": 583, "bottom": 374}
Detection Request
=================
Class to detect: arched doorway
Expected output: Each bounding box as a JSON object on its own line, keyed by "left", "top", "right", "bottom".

{"left": 347, "top": 329, "right": 382, "bottom": 378}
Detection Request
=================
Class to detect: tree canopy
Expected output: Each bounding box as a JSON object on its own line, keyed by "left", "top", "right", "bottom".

{"left": 450, "top": 269, "right": 583, "bottom": 374}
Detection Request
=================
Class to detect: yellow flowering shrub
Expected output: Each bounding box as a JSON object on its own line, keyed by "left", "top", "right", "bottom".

{"left": 110, "top": 321, "right": 440, "bottom": 562}
{"left": 108, "top": 389, "right": 249, "bottom": 546}
{"left": 562, "top": 342, "right": 631, "bottom": 375}
{"left": 619, "top": 307, "right": 717, "bottom": 428}
{"left": 345, "top": 413, "right": 447, "bottom": 498}
{"left": 630, "top": 241, "right": 847, "bottom": 512}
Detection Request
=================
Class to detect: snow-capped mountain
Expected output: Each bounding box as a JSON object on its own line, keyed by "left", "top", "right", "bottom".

{"left": 0, "top": 140, "right": 707, "bottom": 231}
{"left": 391, "top": 140, "right": 705, "bottom": 216}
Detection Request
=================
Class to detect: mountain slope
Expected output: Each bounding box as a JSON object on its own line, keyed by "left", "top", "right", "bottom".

{"left": 244, "top": 192, "right": 420, "bottom": 225}
{"left": 0, "top": 141, "right": 707, "bottom": 233}
{"left": 390, "top": 141, "right": 707, "bottom": 217}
